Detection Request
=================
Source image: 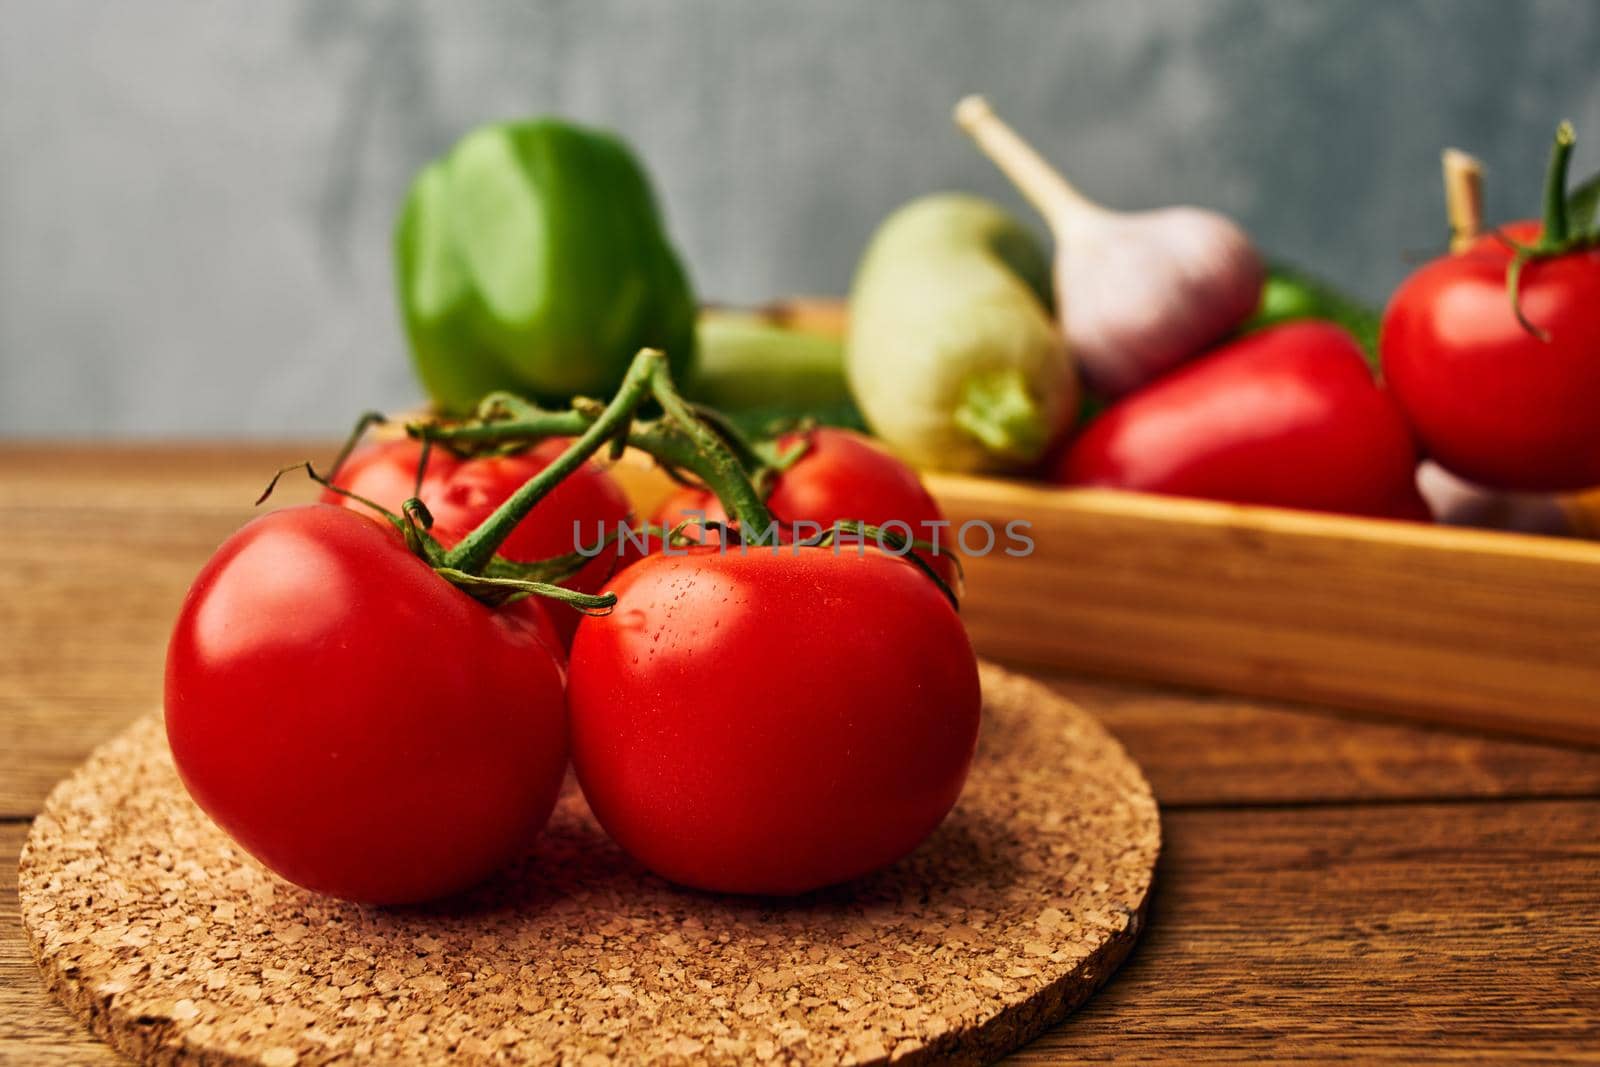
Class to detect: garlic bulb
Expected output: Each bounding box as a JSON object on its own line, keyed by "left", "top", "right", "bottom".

{"left": 955, "top": 95, "right": 1264, "bottom": 397}
{"left": 1416, "top": 461, "right": 1572, "bottom": 536}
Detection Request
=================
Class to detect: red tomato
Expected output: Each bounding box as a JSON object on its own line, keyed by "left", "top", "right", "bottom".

{"left": 327, "top": 438, "right": 634, "bottom": 644}
{"left": 653, "top": 428, "right": 957, "bottom": 581}
{"left": 1059, "top": 321, "right": 1428, "bottom": 519}
{"left": 1381, "top": 222, "right": 1600, "bottom": 491}
{"left": 653, "top": 484, "right": 716, "bottom": 535}
{"left": 165, "top": 505, "right": 567, "bottom": 904}
{"left": 567, "top": 546, "right": 981, "bottom": 895}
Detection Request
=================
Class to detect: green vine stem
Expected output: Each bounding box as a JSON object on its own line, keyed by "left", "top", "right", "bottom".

{"left": 442, "top": 348, "right": 668, "bottom": 576}
{"left": 432, "top": 567, "right": 616, "bottom": 612}
{"left": 326, "top": 411, "right": 389, "bottom": 481}
{"left": 646, "top": 360, "right": 776, "bottom": 541}
{"left": 1504, "top": 121, "right": 1599, "bottom": 340}
{"left": 413, "top": 351, "right": 963, "bottom": 609}
{"left": 253, "top": 428, "right": 619, "bottom": 613}
{"left": 1540, "top": 122, "right": 1576, "bottom": 247}
{"left": 416, "top": 357, "right": 781, "bottom": 555}
{"left": 437, "top": 391, "right": 797, "bottom": 489}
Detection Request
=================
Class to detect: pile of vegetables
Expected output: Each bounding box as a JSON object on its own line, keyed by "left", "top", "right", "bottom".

{"left": 385, "top": 107, "right": 1600, "bottom": 529}
{"left": 837, "top": 99, "right": 1600, "bottom": 529}
{"left": 166, "top": 104, "right": 1600, "bottom": 906}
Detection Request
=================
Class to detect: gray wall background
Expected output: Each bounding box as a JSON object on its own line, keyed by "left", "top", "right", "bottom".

{"left": 2, "top": 0, "right": 1598, "bottom": 437}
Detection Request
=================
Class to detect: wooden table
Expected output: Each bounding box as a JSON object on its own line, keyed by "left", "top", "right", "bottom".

{"left": 3, "top": 444, "right": 1598, "bottom": 1064}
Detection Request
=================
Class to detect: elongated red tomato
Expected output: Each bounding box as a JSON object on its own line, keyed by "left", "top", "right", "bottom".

{"left": 165, "top": 505, "right": 567, "bottom": 904}
{"left": 327, "top": 438, "right": 633, "bottom": 643}
{"left": 653, "top": 428, "right": 956, "bottom": 579}
{"left": 1059, "top": 321, "right": 1428, "bottom": 519}
{"left": 567, "top": 545, "right": 981, "bottom": 895}
{"left": 1381, "top": 222, "right": 1600, "bottom": 491}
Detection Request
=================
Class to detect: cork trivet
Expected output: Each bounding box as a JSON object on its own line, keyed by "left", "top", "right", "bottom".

{"left": 20, "top": 663, "right": 1159, "bottom": 1066}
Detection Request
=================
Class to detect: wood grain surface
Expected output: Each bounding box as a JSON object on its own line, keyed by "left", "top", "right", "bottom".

{"left": 4, "top": 444, "right": 1600, "bottom": 1064}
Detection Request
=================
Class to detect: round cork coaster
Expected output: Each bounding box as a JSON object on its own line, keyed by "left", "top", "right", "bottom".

{"left": 20, "top": 663, "right": 1159, "bottom": 1066}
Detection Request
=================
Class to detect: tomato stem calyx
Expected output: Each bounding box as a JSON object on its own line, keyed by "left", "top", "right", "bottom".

{"left": 798, "top": 520, "right": 963, "bottom": 610}
{"left": 1503, "top": 120, "right": 1600, "bottom": 341}
{"left": 432, "top": 567, "right": 614, "bottom": 613}
{"left": 327, "top": 411, "right": 390, "bottom": 482}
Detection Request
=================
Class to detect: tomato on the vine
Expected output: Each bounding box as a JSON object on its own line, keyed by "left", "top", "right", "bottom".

{"left": 1382, "top": 123, "right": 1600, "bottom": 492}
{"left": 327, "top": 437, "right": 633, "bottom": 643}
{"left": 173, "top": 347, "right": 981, "bottom": 903}
{"left": 165, "top": 504, "right": 568, "bottom": 905}
{"left": 1382, "top": 221, "right": 1600, "bottom": 492}
{"left": 567, "top": 544, "right": 981, "bottom": 895}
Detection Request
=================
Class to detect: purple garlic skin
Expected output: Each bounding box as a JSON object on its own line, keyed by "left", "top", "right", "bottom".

{"left": 1060, "top": 206, "right": 1264, "bottom": 397}
{"left": 1416, "top": 461, "right": 1573, "bottom": 537}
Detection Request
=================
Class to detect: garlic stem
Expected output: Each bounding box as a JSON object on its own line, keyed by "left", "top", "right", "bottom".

{"left": 954, "top": 95, "right": 1099, "bottom": 229}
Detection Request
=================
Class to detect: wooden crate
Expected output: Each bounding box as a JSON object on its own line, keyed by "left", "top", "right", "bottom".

{"left": 929, "top": 477, "right": 1600, "bottom": 746}
{"left": 609, "top": 456, "right": 1600, "bottom": 747}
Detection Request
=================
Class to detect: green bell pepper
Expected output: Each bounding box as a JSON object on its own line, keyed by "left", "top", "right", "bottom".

{"left": 396, "top": 118, "right": 696, "bottom": 413}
